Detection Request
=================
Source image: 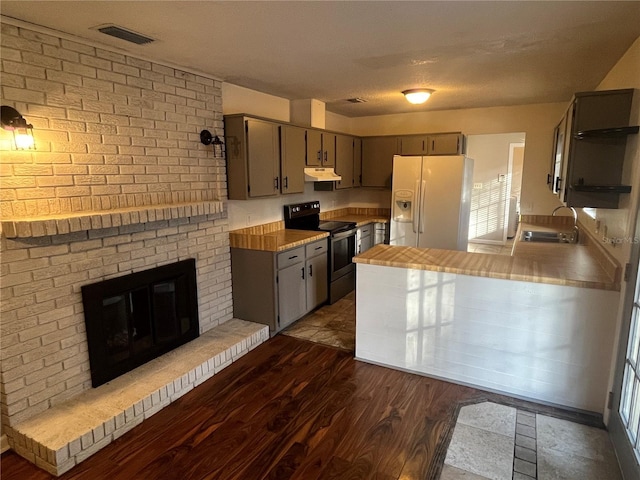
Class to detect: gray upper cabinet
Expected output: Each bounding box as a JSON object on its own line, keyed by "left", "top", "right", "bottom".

{"left": 398, "top": 135, "right": 429, "bottom": 155}
{"left": 280, "top": 125, "right": 306, "bottom": 194}
{"left": 306, "top": 129, "right": 323, "bottom": 166}
{"left": 362, "top": 136, "right": 398, "bottom": 188}
{"left": 556, "top": 89, "right": 636, "bottom": 208}
{"left": 306, "top": 130, "right": 336, "bottom": 167}
{"left": 353, "top": 137, "right": 362, "bottom": 187}
{"left": 427, "top": 133, "right": 464, "bottom": 155}
{"left": 335, "top": 134, "right": 355, "bottom": 190}
{"left": 247, "top": 119, "right": 280, "bottom": 197}
{"left": 224, "top": 115, "right": 280, "bottom": 200}
{"left": 398, "top": 133, "right": 464, "bottom": 156}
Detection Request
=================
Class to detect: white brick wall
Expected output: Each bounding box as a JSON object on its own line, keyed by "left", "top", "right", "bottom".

{"left": 0, "top": 22, "right": 226, "bottom": 218}
{"left": 0, "top": 23, "right": 233, "bottom": 433}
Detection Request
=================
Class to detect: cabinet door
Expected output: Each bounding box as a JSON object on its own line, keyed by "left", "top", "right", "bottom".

{"left": 550, "top": 114, "right": 567, "bottom": 194}
{"left": 353, "top": 137, "right": 362, "bottom": 187}
{"left": 360, "top": 233, "right": 374, "bottom": 254}
{"left": 558, "top": 104, "right": 574, "bottom": 203}
{"left": 427, "top": 133, "right": 463, "bottom": 155}
{"left": 357, "top": 225, "right": 374, "bottom": 254}
{"left": 280, "top": 125, "right": 305, "bottom": 194}
{"left": 322, "top": 132, "right": 336, "bottom": 167}
{"left": 335, "top": 134, "right": 354, "bottom": 190}
{"left": 246, "top": 119, "right": 280, "bottom": 197}
{"left": 306, "top": 253, "right": 328, "bottom": 311}
{"left": 362, "top": 136, "right": 398, "bottom": 188}
{"left": 374, "top": 223, "right": 388, "bottom": 245}
{"left": 399, "top": 135, "right": 429, "bottom": 155}
{"left": 277, "top": 261, "right": 306, "bottom": 329}
{"left": 306, "top": 129, "right": 323, "bottom": 166}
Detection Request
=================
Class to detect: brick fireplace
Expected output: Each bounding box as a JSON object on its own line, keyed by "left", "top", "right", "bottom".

{"left": 0, "top": 19, "right": 243, "bottom": 471}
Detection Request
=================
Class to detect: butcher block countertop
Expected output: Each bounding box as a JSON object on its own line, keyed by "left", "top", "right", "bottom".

{"left": 230, "top": 208, "right": 390, "bottom": 252}
{"left": 354, "top": 216, "right": 621, "bottom": 291}
{"left": 329, "top": 214, "right": 389, "bottom": 227}
{"left": 230, "top": 228, "right": 328, "bottom": 252}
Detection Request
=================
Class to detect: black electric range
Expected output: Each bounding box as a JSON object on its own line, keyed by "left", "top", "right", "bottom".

{"left": 284, "top": 201, "right": 357, "bottom": 304}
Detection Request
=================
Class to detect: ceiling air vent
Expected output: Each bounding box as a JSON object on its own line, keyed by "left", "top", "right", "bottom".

{"left": 347, "top": 98, "right": 367, "bottom": 103}
{"left": 97, "top": 25, "right": 155, "bottom": 45}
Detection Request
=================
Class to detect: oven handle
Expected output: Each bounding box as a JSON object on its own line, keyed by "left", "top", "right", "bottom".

{"left": 331, "top": 228, "right": 357, "bottom": 240}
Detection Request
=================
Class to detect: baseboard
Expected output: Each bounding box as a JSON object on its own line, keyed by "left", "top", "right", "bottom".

{"left": 1, "top": 434, "right": 9, "bottom": 454}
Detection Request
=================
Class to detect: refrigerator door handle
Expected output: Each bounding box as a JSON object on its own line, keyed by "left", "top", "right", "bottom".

{"left": 419, "top": 180, "right": 426, "bottom": 233}
{"left": 412, "top": 179, "right": 420, "bottom": 233}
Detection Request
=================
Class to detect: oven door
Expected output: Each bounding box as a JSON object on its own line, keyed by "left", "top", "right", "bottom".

{"left": 330, "top": 229, "right": 356, "bottom": 281}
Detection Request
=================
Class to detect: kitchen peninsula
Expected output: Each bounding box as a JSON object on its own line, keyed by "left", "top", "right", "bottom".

{"left": 353, "top": 217, "right": 621, "bottom": 414}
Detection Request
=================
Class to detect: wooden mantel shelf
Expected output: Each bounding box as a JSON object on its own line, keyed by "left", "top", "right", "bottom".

{"left": 1, "top": 200, "right": 225, "bottom": 239}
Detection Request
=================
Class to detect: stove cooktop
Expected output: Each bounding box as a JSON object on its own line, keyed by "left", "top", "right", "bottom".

{"left": 318, "top": 220, "right": 357, "bottom": 233}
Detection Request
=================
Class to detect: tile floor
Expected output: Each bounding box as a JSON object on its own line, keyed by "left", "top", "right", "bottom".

{"left": 441, "top": 402, "right": 622, "bottom": 480}
{"left": 280, "top": 290, "right": 356, "bottom": 351}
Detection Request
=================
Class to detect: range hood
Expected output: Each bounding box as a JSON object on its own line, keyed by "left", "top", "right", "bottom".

{"left": 304, "top": 167, "right": 342, "bottom": 182}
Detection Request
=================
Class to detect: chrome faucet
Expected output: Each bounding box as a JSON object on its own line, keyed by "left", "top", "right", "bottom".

{"left": 552, "top": 205, "right": 578, "bottom": 230}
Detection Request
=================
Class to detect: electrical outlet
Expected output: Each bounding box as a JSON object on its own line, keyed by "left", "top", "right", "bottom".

{"left": 473, "top": 183, "right": 483, "bottom": 189}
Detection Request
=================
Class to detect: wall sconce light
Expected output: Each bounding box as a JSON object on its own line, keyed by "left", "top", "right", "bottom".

{"left": 200, "top": 129, "right": 224, "bottom": 158}
{"left": 1, "top": 106, "right": 35, "bottom": 150}
{"left": 402, "top": 88, "right": 435, "bottom": 105}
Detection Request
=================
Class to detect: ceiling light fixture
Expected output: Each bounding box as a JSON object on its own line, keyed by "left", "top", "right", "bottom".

{"left": 1, "top": 106, "right": 35, "bottom": 150}
{"left": 200, "top": 129, "right": 224, "bottom": 158}
{"left": 402, "top": 88, "right": 435, "bottom": 105}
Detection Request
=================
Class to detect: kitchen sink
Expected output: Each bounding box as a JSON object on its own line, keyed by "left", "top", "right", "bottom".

{"left": 521, "top": 229, "right": 579, "bottom": 244}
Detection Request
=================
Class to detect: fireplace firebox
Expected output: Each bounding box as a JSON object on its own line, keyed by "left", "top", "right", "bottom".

{"left": 81, "top": 259, "right": 199, "bottom": 387}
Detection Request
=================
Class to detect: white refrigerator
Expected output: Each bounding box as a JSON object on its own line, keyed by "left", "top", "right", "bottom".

{"left": 390, "top": 155, "right": 474, "bottom": 251}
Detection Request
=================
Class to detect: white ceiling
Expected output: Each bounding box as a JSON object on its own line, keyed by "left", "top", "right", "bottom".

{"left": 2, "top": 1, "right": 639, "bottom": 117}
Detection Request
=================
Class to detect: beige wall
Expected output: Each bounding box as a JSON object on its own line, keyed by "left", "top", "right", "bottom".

{"left": 221, "top": 83, "right": 290, "bottom": 122}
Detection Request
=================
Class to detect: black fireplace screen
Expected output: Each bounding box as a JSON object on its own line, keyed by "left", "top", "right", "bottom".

{"left": 81, "top": 259, "right": 199, "bottom": 387}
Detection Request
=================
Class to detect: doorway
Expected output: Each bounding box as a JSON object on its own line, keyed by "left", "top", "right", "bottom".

{"left": 466, "top": 133, "right": 525, "bottom": 245}
{"left": 610, "top": 205, "right": 640, "bottom": 479}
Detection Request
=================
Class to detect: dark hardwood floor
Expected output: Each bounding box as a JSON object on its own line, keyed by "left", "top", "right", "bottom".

{"left": 1, "top": 335, "right": 480, "bottom": 480}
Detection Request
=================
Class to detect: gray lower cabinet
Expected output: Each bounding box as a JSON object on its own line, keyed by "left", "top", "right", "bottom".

{"left": 231, "top": 239, "right": 328, "bottom": 334}
{"left": 277, "top": 258, "right": 307, "bottom": 329}
{"left": 305, "top": 243, "right": 328, "bottom": 311}
{"left": 356, "top": 224, "right": 374, "bottom": 254}
{"left": 374, "top": 222, "right": 389, "bottom": 245}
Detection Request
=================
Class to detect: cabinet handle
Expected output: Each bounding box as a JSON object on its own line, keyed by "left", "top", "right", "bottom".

{"left": 431, "top": 139, "right": 435, "bottom": 151}
{"left": 288, "top": 255, "right": 298, "bottom": 260}
{"left": 314, "top": 246, "right": 322, "bottom": 250}
{"left": 317, "top": 150, "right": 322, "bottom": 161}
{"left": 547, "top": 173, "right": 552, "bottom": 185}
{"left": 555, "top": 177, "right": 562, "bottom": 192}
{"left": 284, "top": 176, "right": 288, "bottom": 189}
{"left": 309, "top": 264, "right": 313, "bottom": 277}
{"left": 274, "top": 177, "right": 279, "bottom": 190}
{"left": 457, "top": 136, "right": 460, "bottom": 152}
{"left": 301, "top": 267, "right": 305, "bottom": 279}
{"left": 324, "top": 150, "right": 328, "bottom": 162}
